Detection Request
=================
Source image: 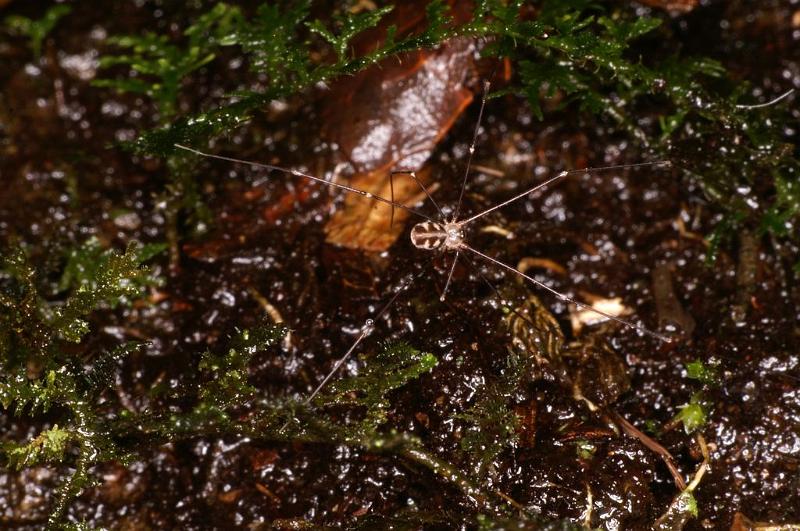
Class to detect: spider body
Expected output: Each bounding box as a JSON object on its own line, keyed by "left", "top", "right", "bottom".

{"left": 410, "top": 220, "right": 465, "bottom": 251}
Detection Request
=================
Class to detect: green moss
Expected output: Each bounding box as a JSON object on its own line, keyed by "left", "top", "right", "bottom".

{"left": 197, "top": 329, "right": 267, "bottom": 409}
{"left": 0, "top": 369, "right": 61, "bottom": 417}
{"left": 3, "top": 424, "right": 71, "bottom": 469}
{"left": 4, "top": 1, "right": 799, "bottom": 526}
{"left": 575, "top": 439, "right": 596, "bottom": 460}
{"left": 653, "top": 490, "right": 699, "bottom": 530}
{"left": 673, "top": 392, "right": 710, "bottom": 434}
{"left": 1, "top": 240, "right": 163, "bottom": 522}
{"left": 685, "top": 359, "right": 719, "bottom": 386}
{"left": 674, "top": 360, "right": 718, "bottom": 434}
{"left": 4, "top": 4, "right": 71, "bottom": 58}
{"left": 311, "top": 342, "right": 437, "bottom": 439}
{"left": 94, "top": 3, "right": 241, "bottom": 120}
{"left": 130, "top": 0, "right": 490, "bottom": 155}
{"left": 90, "top": 0, "right": 799, "bottom": 267}
{"left": 1, "top": 241, "right": 162, "bottom": 357}
{"left": 53, "top": 241, "right": 163, "bottom": 343}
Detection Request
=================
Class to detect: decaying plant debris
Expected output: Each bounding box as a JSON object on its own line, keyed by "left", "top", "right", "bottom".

{"left": 1, "top": 1, "right": 799, "bottom": 529}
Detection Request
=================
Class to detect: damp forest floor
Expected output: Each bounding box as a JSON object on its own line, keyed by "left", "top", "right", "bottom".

{"left": 1, "top": 1, "right": 800, "bottom": 530}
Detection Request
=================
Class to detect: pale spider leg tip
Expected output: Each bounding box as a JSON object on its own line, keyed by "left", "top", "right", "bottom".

{"left": 295, "top": 261, "right": 432, "bottom": 406}
{"left": 655, "top": 332, "right": 676, "bottom": 344}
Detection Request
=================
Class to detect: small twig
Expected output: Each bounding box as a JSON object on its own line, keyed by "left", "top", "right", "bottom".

{"left": 685, "top": 434, "right": 709, "bottom": 492}
{"left": 358, "top": 432, "right": 529, "bottom": 516}
{"left": 580, "top": 483, "right": 593, "bottom": 528}
{"left": 471, "top": 164, "right": 506, "bottom": 177}
{"left": 652, "top": 434, "right": 711, "bottom": 530}
{"left": 494, "top": 488, "right": 527, "bottom": 513}
{"left": 248, "top": 287, "right": 292, "bottom": 350}
{"left": 612, "top": 410, "right": 687, "bottom": 491}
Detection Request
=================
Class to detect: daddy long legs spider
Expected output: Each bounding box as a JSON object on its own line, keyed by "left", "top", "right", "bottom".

{"left": 175, "top": 80, "right": 672, "bottom": 415}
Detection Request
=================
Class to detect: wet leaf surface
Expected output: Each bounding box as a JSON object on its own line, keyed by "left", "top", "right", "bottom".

{"left": 323, "top": 36, "right": 476, "bottom": 251}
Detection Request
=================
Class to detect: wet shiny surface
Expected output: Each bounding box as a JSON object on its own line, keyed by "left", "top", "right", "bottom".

{"left": 1, "top": 1, "right": 799, "bottom": 529}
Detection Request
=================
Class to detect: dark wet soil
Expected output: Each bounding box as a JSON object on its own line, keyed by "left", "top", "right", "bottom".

{"left": 1, "top": 1, "right": 799, "bottom": 529}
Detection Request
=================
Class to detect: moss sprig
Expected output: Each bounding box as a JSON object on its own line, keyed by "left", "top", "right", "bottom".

{"left": 1, "top": 240, "right": 162, "bottom": 522}
{"left": 3, "top": 4, "right": 71, "bottom": 59}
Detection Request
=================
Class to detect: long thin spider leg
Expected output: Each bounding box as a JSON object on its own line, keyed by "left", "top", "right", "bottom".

{"left": 440, "top": 251, "right": 459, "bottom": 302}
{"left": 389, "top": 170, "right": 396, "bottom": 229}
{"left": 175, "top": 144, "right": 435, "bottom": 223}
{"left": 453, "top": 80, "right": 491, "bottom": 222}
{"left": 460, "top": 252, "right": 543, "bottom": 332}
{"left": 459, "top": 160, "right": 671, "bottom": 227}
{"left": 303, "top": 326, "right": 368, "bottom": 406}
{"left": 302, "top": 263, "right": 431, "bottom": 407}
{"left": 735, "top": 87, "right": 794, "bottom": 110}
{"left": 391, "top": 170, "right": 444, "bottom": 218}
{"left": 462, "top": 244, "right": 672, "bottom": 342}
{"left": 303, "top": 290, "right": 402, "bottom": 406}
